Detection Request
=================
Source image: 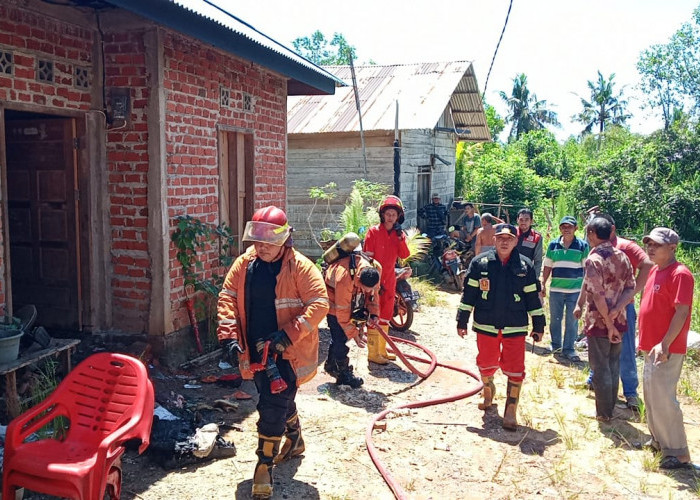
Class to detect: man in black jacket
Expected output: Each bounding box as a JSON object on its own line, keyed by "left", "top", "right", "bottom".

{"left": 457, "top": 223, "right": 545, "bottom": 430}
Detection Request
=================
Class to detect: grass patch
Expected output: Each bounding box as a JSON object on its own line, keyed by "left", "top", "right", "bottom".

{"left": 554, "top": 409, "right": 576, "bottom": 450}
{"left": 409, "top": 277, "right": 447, "bottom": 307}
{"left": 642, "top": 452, "right": 662, "bottom": 472}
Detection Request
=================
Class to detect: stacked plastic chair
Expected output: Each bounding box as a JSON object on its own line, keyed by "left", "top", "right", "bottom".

{"left": 2, "top": 352, "right": 155, "bottom": 499}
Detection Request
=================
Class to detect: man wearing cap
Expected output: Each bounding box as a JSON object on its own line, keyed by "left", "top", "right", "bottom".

{"left": 457, "top": 223, "right": 546, "bottom": 431}
{"left": 638, "top": 227, "right": 694, "bottom": 469}
{"left": 418, "top": 192, "right": 449, "bottom": 238}
{"left": 217, "top": 206, "right": 329, "bottom": 499}
{"left": 577, "top": 217, "right": 635, "bottom": 422}
{"left": 541, "top": 216, "right": 589, "bottom": 362}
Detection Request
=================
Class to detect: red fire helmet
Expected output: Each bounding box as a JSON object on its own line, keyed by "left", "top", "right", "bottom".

{"left": 242, "top": 206, "right": 291, "bottom": 246}
{"left": 379, "top": 195, "right": 405, "bottom": 224}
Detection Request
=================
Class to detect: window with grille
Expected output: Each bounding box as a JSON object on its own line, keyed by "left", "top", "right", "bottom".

{"left": 38, "top": 59, "right": 53, "bottom": 82}
{"left": 0, "top": 51, "right": 12, "bottom": 74}
{"left": 75, "top": 66, "right": 89, "bottom": 89}
{"left": 220, "top": 86, "right": 230, "bottom": 107}
{"left": 243, "top": 93, "right": 253, "bottom": 112}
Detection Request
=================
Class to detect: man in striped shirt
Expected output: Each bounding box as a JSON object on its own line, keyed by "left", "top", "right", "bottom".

{"left": 541, "top": 216, "right": 589, "bottom": 362}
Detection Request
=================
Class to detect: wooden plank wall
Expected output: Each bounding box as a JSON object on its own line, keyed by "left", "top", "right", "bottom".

{"left": 287, "top": 130, "right": 456, "bottom": 258}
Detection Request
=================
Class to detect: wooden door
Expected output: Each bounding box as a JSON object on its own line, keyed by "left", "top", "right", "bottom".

{"left": 5, "top": 117, "right": 80, "bottom": 330}
{"left": 417, "top": 165, "right": 432, "bottom": 233}
{"left": 219, "top": 130, "right": 254, "bottom": 253}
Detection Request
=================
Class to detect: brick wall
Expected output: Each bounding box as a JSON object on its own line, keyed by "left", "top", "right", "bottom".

{"left": 102, "top": 30, "right": 151, "bottom": 332}
{"left": 162, "top": 31, "right": 288, "bottom": 334}
{"left": 0, "top": 3, "right": 94, "bottom": 318}
{"left": 0, "top": 4, "right": 290, "bottom": 337}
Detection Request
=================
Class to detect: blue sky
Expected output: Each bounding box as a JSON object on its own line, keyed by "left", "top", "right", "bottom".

{"left": 227, "top": 0, "right": 698, "bottom": 141}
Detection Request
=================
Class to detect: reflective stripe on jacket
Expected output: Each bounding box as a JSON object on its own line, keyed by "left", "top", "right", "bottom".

{"left": 217, "top": 246, "right": 329, "bottom": 385}
{"left": 456, "top": 248, "right": 545, "bottom": 336}
{"left": 326, "top": 255, "right": 381, "bottom": 338}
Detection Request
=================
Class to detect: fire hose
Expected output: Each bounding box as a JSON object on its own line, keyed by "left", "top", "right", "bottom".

{"left": 365, "top": 327, "right": 483, "bottom": 500}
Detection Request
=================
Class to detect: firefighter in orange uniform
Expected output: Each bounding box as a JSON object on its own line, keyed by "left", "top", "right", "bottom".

{"left": 324, "top": 250, "right": 382, "bottom": 387}
{"left": 217, "top": 206, "right": 329, "bottom": 499}
{"left": 363, "top": 195, "right": 411, "bottom": 364}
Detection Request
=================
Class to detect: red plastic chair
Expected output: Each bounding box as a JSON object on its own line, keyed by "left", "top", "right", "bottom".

{"left": 2, "top": 352, "right": 155, "bottom": 500}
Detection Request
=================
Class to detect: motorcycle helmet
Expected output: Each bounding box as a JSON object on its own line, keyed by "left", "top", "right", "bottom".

{"left": 379, "top": 195, "right": 405, "bottom": 224}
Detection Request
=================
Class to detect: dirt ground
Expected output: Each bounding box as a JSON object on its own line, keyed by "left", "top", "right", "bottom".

{"left": 16, "top": 286, "right": 700, "bottom": 499}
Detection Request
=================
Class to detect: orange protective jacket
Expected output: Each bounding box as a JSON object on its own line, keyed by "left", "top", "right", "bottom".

{"left": 216, "top": 246, "right": 329, "bottom": 385}
{"left": 325, "top": 255, "right": 382, "bottom": 339}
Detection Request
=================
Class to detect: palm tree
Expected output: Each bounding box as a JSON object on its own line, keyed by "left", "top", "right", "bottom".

{"left": 499, "top": 74, "right": 560, "bottom": 141}
{"left": 574, "top": 71, "right": 630, "bottom": 135}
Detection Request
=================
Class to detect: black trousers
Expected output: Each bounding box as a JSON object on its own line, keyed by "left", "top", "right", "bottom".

{"left": 326, "top": 314, "right": 350, "bottom": 363}
{"left": 254, "top": 357, "right": 297, "bottom": 436}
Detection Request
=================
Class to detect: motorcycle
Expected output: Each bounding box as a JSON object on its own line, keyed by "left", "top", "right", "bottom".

{"left": 441, "top": 237, "right": 473, "bottom": 290}
{"left": 390, "top": 267, "right": 420, "bottom": 331}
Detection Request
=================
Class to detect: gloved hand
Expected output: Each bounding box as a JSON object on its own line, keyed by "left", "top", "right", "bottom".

{"left": 366, "top": 315, "right": 381, "bottom": 330}
{"left": 264, "top": 330, "right": 292, "bottom": 354}
{"left": 393, "top": 223, "right": 403, "bottom": 238}
{"left": 222, "top": 339, "right": 243, "bottom": 365}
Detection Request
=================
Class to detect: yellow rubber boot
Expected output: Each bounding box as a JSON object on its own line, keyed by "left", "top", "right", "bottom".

{"left": 252, "top": 434, "right": 281, "bottom": 499}
{"left": 502, "top": 380, "right": 522, "bottom": 431}
{"left": 367, "top": 329, "right": 389, "bottom": 364}
{"left": 379, "top": 324, "right": 396, "bottom": 361}
{"left": 274, "top": 412, "right": 305, "bottom": 464}
{"left": 478, "top": 375, "right": 496, "bottom": 410}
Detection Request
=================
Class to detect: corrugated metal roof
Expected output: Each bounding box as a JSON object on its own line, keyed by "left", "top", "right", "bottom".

{"left": 288, "top": 61, "right": 491, "bottom": 140}
{"left": 106, "top": 0, "right": 345, "bottom": 95}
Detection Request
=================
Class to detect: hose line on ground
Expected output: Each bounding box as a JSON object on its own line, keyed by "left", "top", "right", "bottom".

{"left": 365, "top": 331, "right": 483, "bottom": 500}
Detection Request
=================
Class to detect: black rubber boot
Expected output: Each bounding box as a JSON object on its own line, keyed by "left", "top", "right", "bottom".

{"left": 327, "top": 358, "right": 363, "bottom": 388}
{"left": 274, "top": 412, "right": 305, "bottom": 464}
{"left": 253, "top": 434, "right": 281, "bottom": 499}
{"left": 336, "top": 364, "right": 364, "bottom": 388}
{"left": 324, "top": 358, "right": 341, "bottom": 378}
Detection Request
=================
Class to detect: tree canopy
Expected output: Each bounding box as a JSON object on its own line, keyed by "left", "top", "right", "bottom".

{"left": 499, "top": 73, "right": 560, "bottom": 142}
{"left": 637, "top": 6, "right": 700, "bottom": 128}
{"left": 292, "top": 31, "right": 356, "bottom": 65}
{"left": 574, "top": 71, "right": 630, "bottom": 136}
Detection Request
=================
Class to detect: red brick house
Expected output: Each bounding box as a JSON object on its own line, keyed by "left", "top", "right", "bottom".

{"left": 0, "top": 0, "right": 340, "bottom": 364}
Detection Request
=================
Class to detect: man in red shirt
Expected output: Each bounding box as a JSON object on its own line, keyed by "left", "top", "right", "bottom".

{"left": 638, "top": 227, "right": 695, "bottom": 469}
{"left": 363, "top": 195, "right": 411, "bottom": 364}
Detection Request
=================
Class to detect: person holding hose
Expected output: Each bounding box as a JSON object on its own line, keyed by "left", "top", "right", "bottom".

{"left": 363, "top": 195, "right": 411, "bottom": 364}
{"left": 217, "top": 206, "right": 329, "bottom": 499}
{"left": 457, "top": 223, "right": 546, "bottom": 430}
{"left": 324, "top": 246, "right": 382, "bottom": 387}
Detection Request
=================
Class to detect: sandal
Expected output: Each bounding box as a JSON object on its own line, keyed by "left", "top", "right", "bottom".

{"left": 565, "top": 354, "right": 582, "bottom": 363}
{"left": 659, "top": 456, "right": 691, "bottom": 470}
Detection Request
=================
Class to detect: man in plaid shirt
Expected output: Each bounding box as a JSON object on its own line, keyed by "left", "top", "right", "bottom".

{"left": 418, "top": 192, "right": 448, "bottom": 238}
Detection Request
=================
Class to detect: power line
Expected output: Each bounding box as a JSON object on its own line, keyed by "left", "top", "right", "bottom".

{"left": 483, "top": 0, "right": 514, "bottom": 95}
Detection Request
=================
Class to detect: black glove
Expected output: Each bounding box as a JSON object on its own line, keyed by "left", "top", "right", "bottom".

{"left": 264, "top": 330, "right": 292, "bottom": 354}
{"left": 222, "top": 339, "right": 243, "bottom": 365}
{"left": 393, "top": 223, "right": 403, "bottom": 237}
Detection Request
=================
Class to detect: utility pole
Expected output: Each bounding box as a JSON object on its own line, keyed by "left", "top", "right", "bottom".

{"left": 348, "top": 51, "right": 368, "bottom": 178}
